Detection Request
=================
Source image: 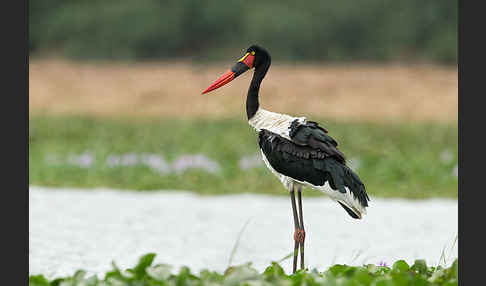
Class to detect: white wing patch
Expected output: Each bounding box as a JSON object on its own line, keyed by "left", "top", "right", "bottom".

{"left": 248, "top": 108, "right": 306, "bottom": 140}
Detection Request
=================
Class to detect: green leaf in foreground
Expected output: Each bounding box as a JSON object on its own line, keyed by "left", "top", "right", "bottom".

{"left": 131, "top": 252, "right": 156, "bottom": 279}
{"left": 29, "top": 253, "right": 459, "bottom": 286}
{"left": 29, "top": 275, "right": 49, "bottom": 286}
{"left": 392, "top": 260, "right": 410, "bottom": 273}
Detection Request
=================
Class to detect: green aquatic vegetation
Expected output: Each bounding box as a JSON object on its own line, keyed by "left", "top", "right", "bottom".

{"left": 29, "top": 115, "right": 458, "bottom": 198}
{"left": 29, "top": 253, "right": 458, "bottom": 286}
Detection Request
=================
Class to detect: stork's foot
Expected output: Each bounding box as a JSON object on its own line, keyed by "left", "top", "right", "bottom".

{"left": 294, "top": 228, "right": 305, "bottom": 244}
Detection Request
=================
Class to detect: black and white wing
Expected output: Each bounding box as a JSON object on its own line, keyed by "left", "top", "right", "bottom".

{"left": 258, "top": 120, "right": 369, "bottom": 219}
{"left": 288, "top": 119, "right": 346, "bottom": 164}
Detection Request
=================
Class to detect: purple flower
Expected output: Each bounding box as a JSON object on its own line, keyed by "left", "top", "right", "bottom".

{"left": 140, "top": 153, "right": 170, "bottom": 174}
{"left": 172, "top": 154, "right": 221, "bottom": 174}
{"left": 106, "top": 153, "right": 139, "bottom": 167}
{"left": 378, "top": 261, "right": 388, "bottom": 267}
{"left": 238, "top": 154, "right": 263, "bottom": 170}
{"left": 67, "top": 151, "right": 94, "bottom": 168}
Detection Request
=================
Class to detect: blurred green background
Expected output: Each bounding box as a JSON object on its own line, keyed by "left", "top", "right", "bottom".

{"left": 29, "top": 0, "right": 457, "bottom": 63}
{"left": 29, "top": 1, "right": 458, "bottom": 198}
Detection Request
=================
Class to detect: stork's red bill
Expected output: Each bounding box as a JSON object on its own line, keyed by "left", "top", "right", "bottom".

{"left": 202, "top": 51, "right": 255, "bottom": 94}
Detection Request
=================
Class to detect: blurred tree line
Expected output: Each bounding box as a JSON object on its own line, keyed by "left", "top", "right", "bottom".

{"left": 29, "top": 0, "right": 457, "bottom": 63}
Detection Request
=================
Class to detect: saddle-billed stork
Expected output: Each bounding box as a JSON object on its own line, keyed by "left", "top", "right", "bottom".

{"left": 202, "top": 45, "right": 370, "bottom": 273}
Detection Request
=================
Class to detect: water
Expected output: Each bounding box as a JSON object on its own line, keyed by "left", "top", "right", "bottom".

{"left": 29, "top": 186, "right": 458, "bottom": 278}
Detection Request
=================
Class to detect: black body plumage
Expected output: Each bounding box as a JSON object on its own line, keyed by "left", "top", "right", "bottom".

{"left": 289, "top": 119, "right": 345, "bottom": 164}
{"left": 258, "top": 126, "right": 369, "bottom": 218}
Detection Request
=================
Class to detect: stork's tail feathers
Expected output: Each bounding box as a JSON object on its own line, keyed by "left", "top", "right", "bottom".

{"left": 313, "top": 157, "right": 370, "bottom": 219}
{"left": 336, "top": 164, "right": 369, "bottom": 220}
{"left": 338, "top": 201, "right": 362, "bottom": 219}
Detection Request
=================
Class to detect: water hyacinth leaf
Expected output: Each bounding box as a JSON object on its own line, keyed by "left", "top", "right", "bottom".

{"left": 119, "top": 269, "right": 135, "bottom": 280}
{"left": 392, "top": 260, "right": 410, "bottom": 273}
{"left": 373, "top": 279, "right": 394, "bottom": 286}
{"left": 106, "top": 277, "right": 129, "bottom": 286}
{"left": 429, "top": 260, "right": 458, "bottom": 285}
{"left": 364, "top": 264, "right": 377, "bottom": 273}
{"left": 327, "top": 264, "right": 348, "bottom": 276}
{"left": 451, "top": 259, "right": 458, "bottom": 278}
{"left": 263, "top": 262, "right": 285, "bottom": 278}
{"left": 72, "top": 270, "right": 87, "bottom": 282}
{"left": 176, "top": 266, "right": 200, "bottom": 285}
{"left": 146, "top": 264, "right": 173, "bottom": 281}
{"left": 50, "top": 278, "right": 67, "bottom": 286}
{"left": 411, "top": 275, "right": 430, "bottom": 286}
{"left": 390, "top": 272, "right": 412, "bottom": 286}
{"left": 133, "top": 253, "right": 156, "bottom": 277}
{"left": 104, "top": 260, "right": 124, "bottom": 280}
{"left": 29, "top": 275, "right": 50, "bottom": 286}
{"left": 365, "top": 264, "right": 389, "bottom": 276}
{"left": 200, "top": 269, "right": 225, "bottom": 284}
{"left": 428, "top": 268, "right": 446, "bottom": 283}
{"left": 353, "top": 268, "right": 373, "bottom": 285}
{"left": 411, "top": 259, "right": 428, "bottom": 275}
{"left": 224, "top": 264, "right": 260, "bottom": 285}
{"left": 344, "top": 266, "right": 360, "bottom": 277}
{"left": 83, "top": 275, "right": 100, "bottom": 286}
{"left": 288, "top": 271, "right": 306, "bottom": 286}
{"left": 104, "top": 270, "right": 122, "bottom": 281}
{"left": 29, "top": 256, "right": 459, "bottom": 286}
{"left": 106, "top": 262, "right": 136, "bottom": 283}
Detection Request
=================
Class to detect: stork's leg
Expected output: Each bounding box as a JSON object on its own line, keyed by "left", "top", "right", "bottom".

{"left": 297, "top": 187, "right": 305, "bottom": 270}
{"left": 290, "top": 189, "right": 300, "bottom": 274}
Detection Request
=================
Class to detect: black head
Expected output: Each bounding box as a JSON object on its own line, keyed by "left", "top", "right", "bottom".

{"left": 245, "top": 45, "right": 271, "bottom": 70}
{"left": 202, "top": 45, "right": 271, "bottom": 94}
